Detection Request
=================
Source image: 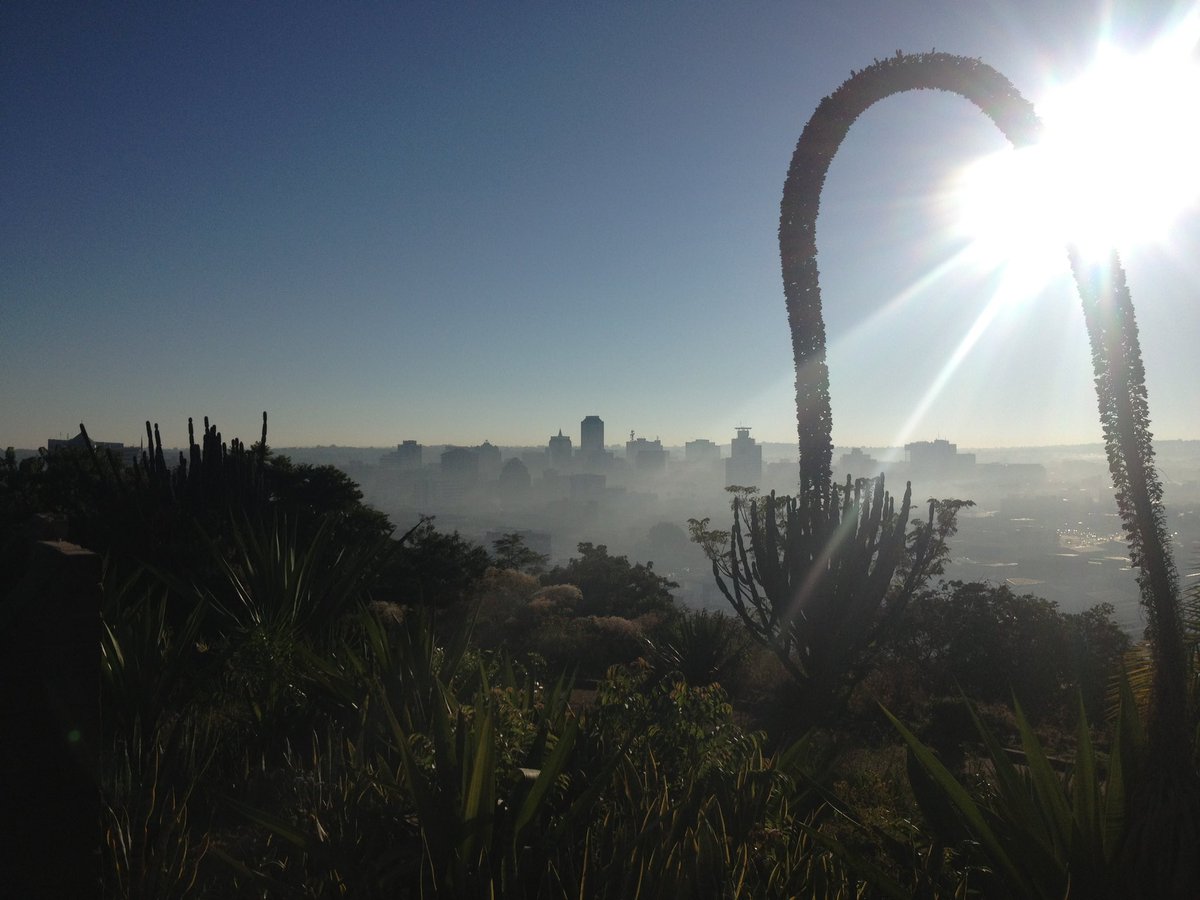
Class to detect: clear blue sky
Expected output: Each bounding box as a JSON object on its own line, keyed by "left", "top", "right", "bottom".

{"left": 3, "top": 1, "right": 1197, "bottom": 451}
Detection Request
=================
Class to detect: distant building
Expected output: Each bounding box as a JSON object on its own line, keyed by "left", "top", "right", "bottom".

{"left": 685, "top": 438, "right": 721, "bottom": 463}
{"left": 838, "top": 447, "right": 881, "bottom": 477}
{"left": 904, "top": 439, "right": 976, "bottom": 480}
{"left": 521, "top": 448, "right": 548, "bottom": 475}
{"left": 47, "top": 431, "right": 140, "bottom": 467}
{"left": 438, "top": 446, "right": 479, "bottom": 507}
{"left": 569, "top": 472, "right": 606, "bottom": 501}
{"left": 440, "top": 446, "right": 479, "bottom": 479}
{"left": 499, "top": 456, "right": 532, "bottom": 489}
{"left": 497, "top": 457, "right": 532, "bottom": 502}
{"left": 725, "top": 427, "right": 763, "bottom": 487}
{"left": 578, "top": 415, "right": 612, "bottom": 471}
{"left": 626, "top": 433, "right": 667, "bottom": 473}
{"left": 476, "top": 441, "right": 502, "bottom": 480}
{"left": 580, "top": 415, "right": 604, "bottom": 454}
{"left": 381, "top": 440, "right": 423, "bottom": 469}
{"left": 548, "top": 430, "right": 573, "bottom": 470}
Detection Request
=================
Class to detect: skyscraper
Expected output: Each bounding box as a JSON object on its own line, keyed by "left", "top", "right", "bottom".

{"left": 578, "top": 414, "right": 611, "bottom": 471}
{"left": 476, "top": 440, "right": 502, "bottom": 480}
{"left": 580, "top": 415, "right": 604, "bottom": 454}
{"left": 548, "top": 429, "right": 573, "bottom": 470}
{"left": 725, "top": 426, "right": 762, "bottom": 487}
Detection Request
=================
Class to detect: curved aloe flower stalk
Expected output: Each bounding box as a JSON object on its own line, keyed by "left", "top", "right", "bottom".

{"left": 780, "top": 53, "right": 1184, "bottom": 759}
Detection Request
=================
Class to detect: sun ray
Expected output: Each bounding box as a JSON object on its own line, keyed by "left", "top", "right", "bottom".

{"left": 887, "top": 266, "right": 1032, "bottom": 451}
{"left": 825, "top": 243, "right": 977, "bottom": 352}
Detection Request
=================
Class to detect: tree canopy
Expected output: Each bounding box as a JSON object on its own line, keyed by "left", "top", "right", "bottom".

{"left": 542, "top": 542, "right": 677, "bottom": 619}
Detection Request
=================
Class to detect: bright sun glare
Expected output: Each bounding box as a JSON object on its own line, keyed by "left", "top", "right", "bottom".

{"left": 953, "top": 12, "right": 1200, "bottom": 277}
{"left": 874, "top": 14, "right": 1200, "bottom": 451}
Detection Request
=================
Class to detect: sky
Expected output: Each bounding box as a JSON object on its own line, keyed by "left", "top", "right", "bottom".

{"left": 3, "top": 1, "right": 1199, "bottom": 452}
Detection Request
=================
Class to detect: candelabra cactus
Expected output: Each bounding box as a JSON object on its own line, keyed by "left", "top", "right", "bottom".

{"left": 695, "top": 476, "right": 969, "bottom": 723}
{"left": 93, "top": 412, "right": 270, "bottom": 527}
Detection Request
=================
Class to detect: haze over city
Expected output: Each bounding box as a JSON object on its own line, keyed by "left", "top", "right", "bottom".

{"left": 4, "top": 1, "right": 1200, "bottom": 452}
{"left": 9, "top": 6, "right": 1200, "bottom": 892}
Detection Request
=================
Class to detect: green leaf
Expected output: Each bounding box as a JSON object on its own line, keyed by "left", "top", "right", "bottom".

{"left": 1013, "top": 697, "right": 1072, "bottom": 853}
{"left": 963, "top": 701, "right": 1065, "bottom": 894}
{"left": 883, "top": 705, "right": 1036, "bottom": 897}
{"left": 513, "top": 715, "right": 579, "bottom": 843}
{"left": 459, "top": 704, "right": 497, "bottom": 861}
{"left": 1071, "top": 693, "right": 1102, "bottom": 856}
{"left": 393, "top": 714, "right": 455, "bottom": 867}
{"left": 796, "top": 819, "right": 911, "bottom": 900}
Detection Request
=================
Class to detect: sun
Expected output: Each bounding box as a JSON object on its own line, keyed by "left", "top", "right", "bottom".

{"left": 883, "top": 16, "right": 1200, "bottom": 451}
{"left": 951, "top": 11, "right": 1200, "bottom": 276}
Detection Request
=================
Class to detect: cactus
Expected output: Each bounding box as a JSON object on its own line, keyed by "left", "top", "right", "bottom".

{"left": 700, "top": 476, "right": 968, "bottom": 723}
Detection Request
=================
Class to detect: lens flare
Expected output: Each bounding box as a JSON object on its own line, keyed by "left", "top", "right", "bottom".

{"left": 954, "top": 12, "right": 1200, "bottom": 271}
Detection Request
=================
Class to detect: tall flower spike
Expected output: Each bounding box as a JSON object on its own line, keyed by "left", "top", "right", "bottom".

{"left": 780, "top": 50, "right": 1183, "bottom": 773}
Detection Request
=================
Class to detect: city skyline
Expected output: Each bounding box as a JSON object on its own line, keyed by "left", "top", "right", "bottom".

{"left": 4, "top": 2, "right": 1199, "bottom": 451}
{"left": 26, "top": 414, "right": 1181, "bottom": 458}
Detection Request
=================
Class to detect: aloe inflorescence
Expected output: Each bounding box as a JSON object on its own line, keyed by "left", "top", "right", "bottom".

{"left": 773, "top": 51, "right": 1194, "bottom": 896}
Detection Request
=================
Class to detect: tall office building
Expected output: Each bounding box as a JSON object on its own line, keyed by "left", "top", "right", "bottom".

{"left": 685, "top": 438, "right": 721, "bottom": 463}
{"left": 580, "top": 415, "right": 604, "bottom": 454}
{"left": 381, "top": 439, "right": 423, "bottom": 470}
{"left": 476, "top": 440, "right": 502, "bottom": 480}
{"left": 904, "top": 439, "right": 975, "bottom": 479}
{"left": 548, "top": 429, "right": 573, "bottom": 470}
{"left": 578, "top": 414, "right": 611, "bottom": 471}
{"left": 626, "top": 433, "right": 667, "bottom": 473}
{"left": 438, "top": 446, "right": 479, "bottom": 507}
{"left": 440, "top": 446, "right": 478, "bottom": 479}
{"left": 725, "top": 427, "right": 763, "bottom": 487}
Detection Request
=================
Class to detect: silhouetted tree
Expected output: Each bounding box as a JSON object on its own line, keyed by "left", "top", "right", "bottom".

{"left": 267, "top": 455, "right": 391, "bottom": 544}
{"left": 490, "top": 532, "right": 548, "bottom": 575}
{"left": 384, "top": 520, "right": 491, "bottom": 609}
{"left": 882, "top": 580, "right": 1129, "bottom": 721}
{"left": 542, "top": 542, "right": 677, "bottom": 619}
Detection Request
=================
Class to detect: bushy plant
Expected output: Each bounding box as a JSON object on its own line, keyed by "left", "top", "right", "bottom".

{"left": 528, "top": 614, "right": 651, "bottom": 680}
{"left": 879, "top": 580, "right": 1130, "bottom": 723}
{"left": 542, "top": 542, "right": 678, "bottom": 619}
{"left": 650, "top": 608, "right": 749, "bottom": 689}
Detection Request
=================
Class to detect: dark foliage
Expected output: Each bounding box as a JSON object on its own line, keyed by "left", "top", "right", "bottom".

{"left": 881, "top": 580, "right": 1130, "bottom": 722}
{"left": 693, "top": 483, "right": 971, "bottom": 727}
{"left": 651, "top": 608, "right": 750, "bottom": 689}
{"left": 490, "top": 531, "right": 549, "bottom": 575}
{"left": 541, "top": 541, "right": 678, "bottom": 619}
{"left": 382, "top": 519, "right": 492, "bottom": 609}
{"left": 1, "top": 414, "right": 396, "bottom": 592}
